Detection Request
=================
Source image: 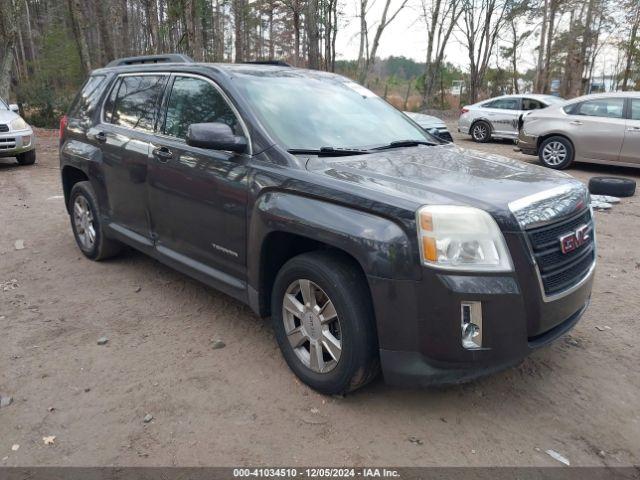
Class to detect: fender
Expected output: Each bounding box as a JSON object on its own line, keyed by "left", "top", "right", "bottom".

{"left": 60, "top": 133, "right": 109, "bottom": 216}
{"left": 247, "top": 191, "right": 419, "bottom": 314}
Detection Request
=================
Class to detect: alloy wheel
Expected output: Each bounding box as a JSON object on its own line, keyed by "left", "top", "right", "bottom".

{"left": 542, "top": 141, "right": 567, "bottom": 166}
{"left": 282, "top": 279, "right": 342, "bottom": 374}
{"left": 472, "top": 123, "right": 488, "bottom": 141}
{"left": 73, "top": 195, "right": 96, "bottom": 250}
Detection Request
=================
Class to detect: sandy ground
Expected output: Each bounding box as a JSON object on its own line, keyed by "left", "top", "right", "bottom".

{"left": 1, "top": 127, "right": 639, "bottom": 467}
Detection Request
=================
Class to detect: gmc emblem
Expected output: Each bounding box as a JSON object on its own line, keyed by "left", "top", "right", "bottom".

{"left": 559, "top": 224, "right": 590, "bottom": 254}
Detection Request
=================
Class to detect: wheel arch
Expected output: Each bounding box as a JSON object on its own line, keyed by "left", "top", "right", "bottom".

{"left": 61, "top": 166, "right": 90, "bottom": 213}
{"left": 248, "top": 191, "right": 418, "bottom": 318}
{"left": 536, "top": 132, "right": 576, "bottom": 153}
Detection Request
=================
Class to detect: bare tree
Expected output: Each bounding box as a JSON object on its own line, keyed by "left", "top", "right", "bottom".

{"left": 459, "top": 0, "right": 508, "bottom": 103}
{"left": 356, "top": 0, "right": 409, "bottom": 84}
{"left": 420, "top": 0, "right": 462, "bottom": 103}
{"left": 621, "top": 0, "right": 640, "bottom": 90}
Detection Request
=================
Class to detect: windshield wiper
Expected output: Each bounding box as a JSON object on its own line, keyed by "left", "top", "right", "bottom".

{"left": 373, "top": 139, "right": 436, "bottom": 150}
{"left": 287, "top": 146, "right": 371, "bottom": 157}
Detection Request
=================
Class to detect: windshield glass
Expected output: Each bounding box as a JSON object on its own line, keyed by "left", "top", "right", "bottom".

{"left": 234, "top": 72, "right": 430, "bottom": 150}
{"left": 0, "top": 98, "right": 7, "bottom": 110}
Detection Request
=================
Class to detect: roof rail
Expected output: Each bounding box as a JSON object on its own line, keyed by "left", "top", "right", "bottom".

{"left": 106, "top": 54, "right": 193, "bottom": 68}
{"left": 241, "top": 60, "right": 292, "bottom": 67}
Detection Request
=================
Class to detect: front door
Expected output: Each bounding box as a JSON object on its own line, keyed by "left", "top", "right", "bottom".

{"left": 485, "top": 97, "right": 522, "bottom": 137}
{"left": 97, "top": 74, "right": 169, "bottom": 238}
{"left": 620, "top": 98, "right": 640, "bottom": 164}
{"left": 147, "top": 74, "right": 249, "bottom": 283}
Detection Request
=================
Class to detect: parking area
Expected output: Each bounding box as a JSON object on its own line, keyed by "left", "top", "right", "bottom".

{"left": 1, "top": 128, "right": 639, "bottom": 467}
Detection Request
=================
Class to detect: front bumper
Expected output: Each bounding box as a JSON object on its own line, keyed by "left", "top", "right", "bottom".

{"left": 517, "top": 130, "right": 538, "bottom": 156}
{"left": 367, "top": 231, "right": 594, "bottom": 387}
{"left": 0, "top": 128, "right": 35, "bottom": 158}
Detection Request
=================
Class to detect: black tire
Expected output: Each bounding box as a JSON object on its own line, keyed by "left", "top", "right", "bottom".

{"left": 538, "top": 136, "right": 574, "bottom": 169}
{"left": 69, "top": 181, "right": 123, "bottom": 260}
{"left": 271, "top": 251, "right": 379, "bottom": 395}
{"left": 16, "top": 149, "right": 36, "bottom": 165}
{"left": 470, "top": 120, "right": 491, "bottom": 143}
{"left": 589, "top": 177, "right": 636, "bottom": 197}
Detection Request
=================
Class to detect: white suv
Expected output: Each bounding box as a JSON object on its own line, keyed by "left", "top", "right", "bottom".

{"left": 0, "top": 98, "right": 36, "bottom": 165}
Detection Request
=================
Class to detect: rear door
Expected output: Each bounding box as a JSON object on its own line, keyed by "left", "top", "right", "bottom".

{"left": 147, "top": 74, "right": 250, "bottom": 285}
{"left": 484, "top": 97, "right": 522, "bottom": 137}
{"left": 96, "top": 74, "right": 169, "bottom": 241}
{"left": 566, "top": 98, "right": 626, "bottom": 163}
{"left": 620, "top": 98, "right": 640, "bottom": 164}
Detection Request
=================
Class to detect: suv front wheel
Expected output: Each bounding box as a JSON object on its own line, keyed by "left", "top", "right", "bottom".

{"left": 69, "top": 181, "right": 123, "bottom": 260}
{"left": 271, "top": 251, "right": 379, "bottom": 394}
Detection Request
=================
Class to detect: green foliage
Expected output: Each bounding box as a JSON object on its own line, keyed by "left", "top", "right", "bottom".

{"left": 17, "top": 24, "right": 84, "bottom": 127}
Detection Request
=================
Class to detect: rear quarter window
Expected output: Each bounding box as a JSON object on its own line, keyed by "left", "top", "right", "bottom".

{"left": 68, "top": 75, "right": 108, "bottom": 122}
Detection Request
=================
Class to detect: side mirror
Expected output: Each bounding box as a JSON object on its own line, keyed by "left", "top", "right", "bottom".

{"left": 186, "top": 122, "right": 247, "bottom": 153}
{"left": 9, "top": 104, "right": 19, "bottom": 114}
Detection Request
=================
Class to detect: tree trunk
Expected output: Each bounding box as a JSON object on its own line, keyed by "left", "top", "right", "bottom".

{"left": 306, "top": 0, "right": 320, "bottom": 69}
{"left": 67, "top": 0, "right": 92, "bottom": 73}
{"left": 622, "top": 3, "right": 639, "bottom": 90}
{"left": 535, "top": 0, "right": 548, "bottom": 92}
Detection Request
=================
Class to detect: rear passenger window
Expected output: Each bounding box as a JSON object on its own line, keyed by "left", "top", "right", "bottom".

{"left": 106, "top": 75, "right": 167, "bottom": 132}
{"left": 522, "top": 98, "right": 545, "bottom": 111}
{"left": 69, "top": 75, "right": 107, "bottom": 122}
{"left": 163, "top": 76, "right": 240, "bottom": 140}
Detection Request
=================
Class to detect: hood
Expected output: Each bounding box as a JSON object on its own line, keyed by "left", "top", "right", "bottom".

{"left": 403, "top": 112, "right": 446, "bottom": 128}
{"left": 0, "top": 109, "right": 20, "bottom": 125}
{"left": 306, "top": 144, "right": 588, "bottom": 231}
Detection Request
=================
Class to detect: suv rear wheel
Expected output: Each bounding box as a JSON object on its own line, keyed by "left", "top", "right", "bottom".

{"left": 69, "top": 181, "right": 123, "bottom": 260}
{"left": 271, "top": 251, "right": 379, "bottom": 394}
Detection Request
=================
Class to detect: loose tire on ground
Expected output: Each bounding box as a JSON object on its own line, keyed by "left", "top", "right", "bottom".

{"left": 271, "top": 251, "right": 380, "bottom": 395}
{"left": 69, "top": 181, "right": 123, "bottom": 261}
{"left": 16, "top": 150, "right": 36, "bottom": 166}
{"left": 589, "top": 177, "right": 636, "bottom": 197}
{"left": 538, "top": 136, "right": 574, "bottom": 169}
{"left": 471, "top": 120, "right": 491, "bottom": 143}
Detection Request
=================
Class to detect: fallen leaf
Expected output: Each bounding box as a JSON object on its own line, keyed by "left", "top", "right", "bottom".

{"left": 42, "top": 436, "right": 56, "bottom": 445}
{"left": 11, "top": 444, "right": 19, "bottom": 452}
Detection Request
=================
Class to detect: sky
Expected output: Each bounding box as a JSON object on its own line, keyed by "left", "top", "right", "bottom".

{"left": 332, "top": 0, "right": 617, "bottom": 77}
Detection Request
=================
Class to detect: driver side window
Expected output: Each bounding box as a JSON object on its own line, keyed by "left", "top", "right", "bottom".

{"left": 163, "top": 76, "right": 240, "bottom": 140}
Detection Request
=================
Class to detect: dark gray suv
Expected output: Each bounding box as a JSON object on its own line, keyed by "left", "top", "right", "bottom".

{"left": 60, "top": 54, "right": 595, "bottom": 394}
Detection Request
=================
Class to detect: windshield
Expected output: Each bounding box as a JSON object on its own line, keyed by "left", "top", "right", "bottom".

{"left": 0, "top": 98, "right": 7, "bottom": 110}
{"left": 234, "top": 72, "right": 430, "bottom": 150}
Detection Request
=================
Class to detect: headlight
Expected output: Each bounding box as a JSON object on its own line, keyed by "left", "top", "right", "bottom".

{"left": 416, "top": 205, "right": 513, "bottom": 271}
{"left": 10, "top": 118, "right": 28, "bottom": 131}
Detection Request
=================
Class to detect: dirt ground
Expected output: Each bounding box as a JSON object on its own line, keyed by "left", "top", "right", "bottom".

{"left": 1, "top": 127, "right": 639, "bottom": 468}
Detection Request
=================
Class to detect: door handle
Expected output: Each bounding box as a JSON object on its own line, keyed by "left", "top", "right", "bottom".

{"left": 627, "top": 127, "right": 640, "bottom": 132}
{"left": 94, "top": 131, "right": 107, "bottom": 142}
{"left": 569, "top": 121, "right": 583, "bottom": 126}
{"left": 152, "top": 146, "right": 173, "bottom": 162}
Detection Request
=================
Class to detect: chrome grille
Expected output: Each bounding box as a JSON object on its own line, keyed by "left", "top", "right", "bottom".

{"left": 526, "top": 209, "right": 595, "bottom": 297}
{"left": 0, "top": 137, "right": 16, "bottom": 150}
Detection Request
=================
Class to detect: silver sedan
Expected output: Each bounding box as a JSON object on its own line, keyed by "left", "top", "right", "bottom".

{"left": 518, "top": 92, "right": 640, "bottom": 169}
{"left": 458, "top": 94, "right": 564, "bottom": 143}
